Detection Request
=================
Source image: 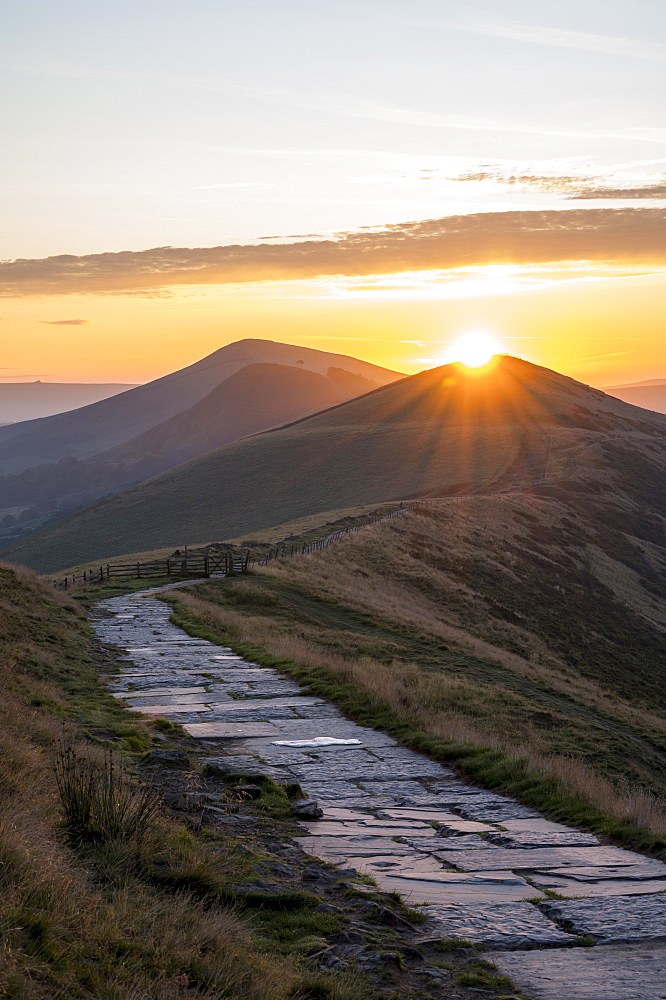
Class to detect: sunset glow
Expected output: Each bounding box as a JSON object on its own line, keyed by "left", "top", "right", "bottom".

{"left": 0, "top": 1, "right": 664, "bottom": 387}
{"left": 450, "top": 332, "right": 501, "bottom": 369}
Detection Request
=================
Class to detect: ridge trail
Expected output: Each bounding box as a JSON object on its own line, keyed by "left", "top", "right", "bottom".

{"left": 92, "top": 587, "right": 666, "bottom": 998}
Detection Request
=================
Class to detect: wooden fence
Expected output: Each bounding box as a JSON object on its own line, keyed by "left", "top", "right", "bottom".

{"left": 51, "top": 496, "right": 466, "bottom": 590}
{"left": 52, "top": 548, "right": 250, "bottom": 590}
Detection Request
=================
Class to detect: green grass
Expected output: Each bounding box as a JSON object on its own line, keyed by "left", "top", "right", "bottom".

{"left": 456, "top": 960, "right": 516, "bottom": 991}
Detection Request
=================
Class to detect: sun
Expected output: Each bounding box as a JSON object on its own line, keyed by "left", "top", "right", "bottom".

{"left": 450, "top": 331, "right": 500, "bottom": 369}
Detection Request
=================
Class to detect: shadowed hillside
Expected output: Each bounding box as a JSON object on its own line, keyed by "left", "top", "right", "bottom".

{"left": 0, "top": 339, "right": 401, "bottom": 475}
{"left": 100, "top": 362, "right": 354, "bottom": 469}
{"left": 0, "top": 363, "right": 368, "bottom": 546}
{"left": 7, "top": 354, "right": 665, "bottom": 573}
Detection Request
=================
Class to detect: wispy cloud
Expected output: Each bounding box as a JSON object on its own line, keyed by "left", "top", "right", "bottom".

{"left": 571, "top": 184, "right": 666, "bottom": 200}
{"left": 39, "top": 318, "right": 88, "bottom": 325}
{"left": 193, "top": 181, "right": 277, "bottom": 190}
{"left": 338, "top": 101, "right": 666, "bottom": 145}
{"left": 1, "top": 208, "right": 665, "bottom": 297}
{"left": 408, "top": 15, "right": 666, "bottom": 60}
{"left": 451, "top": 168, "right": 666, "bottom": 200}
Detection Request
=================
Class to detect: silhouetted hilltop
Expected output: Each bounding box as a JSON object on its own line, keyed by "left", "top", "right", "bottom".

{"left": 0, "top": 339, "right": 401, "bottom": 474}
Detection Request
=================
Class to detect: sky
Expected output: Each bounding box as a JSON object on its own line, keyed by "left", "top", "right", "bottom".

{"left": 1, "top": 0, "right": 665, "bottom": 385}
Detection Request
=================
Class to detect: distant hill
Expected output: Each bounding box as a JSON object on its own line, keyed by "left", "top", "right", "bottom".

{"left": 0, "top": 340, "right": 402, "bottom": 475}
{"left": 602, "top": 378, "right": 666, "bottom": 414}
{"left": 7, "top": 354, "right": 666, "bottom": 573}
{"left": 0, "top": 362, "right": 377, "bottom": 548}
{"left": 100, "top": 363, "right": 354, "bottom": 469}
{"left": 0, "top": 382, "right": 137, "bottom": 423}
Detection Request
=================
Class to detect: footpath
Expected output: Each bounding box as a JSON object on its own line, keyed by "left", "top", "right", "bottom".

{"left": 92, "top": 589, "right": 666, "bottom": 1000}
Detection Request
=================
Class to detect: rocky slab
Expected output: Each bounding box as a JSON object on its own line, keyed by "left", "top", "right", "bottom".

{"left": 492, "top": 942, "right": 666, "bottom": 999}
{"left": 541, "top": 894, "right": 666, "bottom": 943}
{"left": 419, "top": 901, "right": 577, "bottom": 949}
{"left": 436, "top": 845, "right": 653, "bottom": 872}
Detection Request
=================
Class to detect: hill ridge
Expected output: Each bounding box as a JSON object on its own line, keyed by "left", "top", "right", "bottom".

{"left": 6, "top": 354, "right": 665, "bottom": 573}
{"left": 0, "top": 339, "right": 403, "bottom": 475}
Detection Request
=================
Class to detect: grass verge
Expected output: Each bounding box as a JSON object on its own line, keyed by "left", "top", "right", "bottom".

{"left": 164, "top": 574, "right": 666, "bottom": 857}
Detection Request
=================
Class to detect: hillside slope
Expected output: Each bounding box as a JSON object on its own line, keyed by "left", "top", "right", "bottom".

{"left": 0, "top": 363, "right": 363, "bottom": 541}
{"left": 0, "top": 381, "right": 137, "bottom": 422}
{"left": 8, "top": 354, "right": 666, "bottom": 572}
{"left": 0, "top": 339, "right": 401, "bottom": 474}
{"left": 100, "top": 362, "right": 354, "bottom": 469}
{"left": 170, "top": 479, "right": 666, "bottom": 841}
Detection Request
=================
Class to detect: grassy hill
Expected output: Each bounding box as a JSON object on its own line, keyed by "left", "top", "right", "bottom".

{"left": 0, "top": 339, "right": 401, "bottom": 475}
{"left": 6, "top": 354, "right": 666, "bottom": 573}
{"left": 170, "top": 475, "right": 666, "bottom": 847}
{"left": 0, "top": 363, "right": 369, "bottom": 547}
{"left": 100, "top": 362, "right": 356, "bottom": 469}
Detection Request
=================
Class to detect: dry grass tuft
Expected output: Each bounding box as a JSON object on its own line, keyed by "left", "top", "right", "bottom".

{"left": 54, "top": 743, "right": 160, "bottom": 844}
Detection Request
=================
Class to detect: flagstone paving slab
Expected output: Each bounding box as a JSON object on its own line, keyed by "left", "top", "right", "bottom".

{"left": 339, "top": 853, "right": 444, "bottom": 876}
{"left": 435, "top": 845, "right": 654, "bottom": 871}
{"left": 364, "top": 873, "right": 546, "bottom": 906}
{"left": 296, "top": 836, "right": 418, "bottom": 857}
{"left": 530, "top": 875, "right": 666, "bottom": 898}
{"left": 192, "top": 696, "right": 325, "bottom": 712}
{"left": 378, "top": 807, "right": 471, "bottom": 822}
{"left": 359, "top": 780, "right": 444, "bottom": 799}
{"left": 92, "top": 592, "right": 666, "bottom": 996}
{"left": 488, "top": 830, "right": 601, "bottom": 847}
{"left": 300, "top": 821, "right": 434, "bottom": 837}
{"left": 183, "top": 722, "right": 285, "bottom": 737}
{"left": 491, "top": 942, "right": 666, "bottom": 999}
{"left": 541, "top": 894, "right": 666, "bottom": 942}
{"left": 318, "top": 797, "right": 398, "bottom": 811}
{"left": 418, "top": 902, "right": 576, "bottom": 948}
{"left": 540, "top": 862, "right": 666, "bottom": 880}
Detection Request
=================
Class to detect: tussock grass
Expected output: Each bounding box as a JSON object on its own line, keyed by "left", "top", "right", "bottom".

{"left": 54, "top": 744, "right": 160, "bottom": 844}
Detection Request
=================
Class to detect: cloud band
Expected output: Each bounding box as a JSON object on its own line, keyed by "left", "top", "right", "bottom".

{"left": 1, "top": 208, "right": 665, "bottom": 297}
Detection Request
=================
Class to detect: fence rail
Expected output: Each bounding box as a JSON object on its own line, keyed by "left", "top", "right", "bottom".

{"left": 52, "top": 548, "right": 250, "bottom": 590}
{"left": 51, "top": 494, "right": 475, "bottom": 590}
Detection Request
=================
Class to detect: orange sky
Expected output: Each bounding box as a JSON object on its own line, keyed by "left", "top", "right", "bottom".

{"left": 2, "top": 2, "right": 665, "bottom": 389}
{"left": 2, "top": 264, "right": 664, "bottom": 387}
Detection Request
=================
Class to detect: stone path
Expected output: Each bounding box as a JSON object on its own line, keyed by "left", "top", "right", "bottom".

{"left": 93, "top": 592, "right": 666, "bottom": 998}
